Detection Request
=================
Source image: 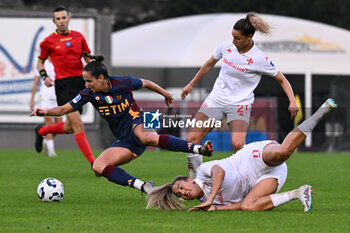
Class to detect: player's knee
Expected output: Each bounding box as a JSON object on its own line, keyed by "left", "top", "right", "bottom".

{"left": 241, "top": 202, "right": 261, "bottom": 211}
{"left": 65, "top": 127, "right": 74, "bottom": 134}
{"left": 240, "top": 203, "right": 254, "bottom": 211}
{"left": 92, "top": 161, "right": 104, "bottom": 175}
{"left": 268, "top": 149, "right": 291, "bottom": 166}
{"left": 72, "top": 123, "right": 85, "bottom": 133}
{"left": 186, "top": 134, "right": 200, "bottom": 144}
{"left": 232, "top": 141, "right": 244, "bottom": 152}
{"left": 62, "top": 122, "right": 74, "bottom": 134}
{"left": 140, "top": 134, "right": 158, "bottom": 146}
{"left": 277, "top": 146, "right": 293, "bottom": 160}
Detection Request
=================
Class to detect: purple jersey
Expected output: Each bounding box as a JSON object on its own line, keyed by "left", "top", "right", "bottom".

{"left": 70, "top": 76, "right": 143, "bottom": 141}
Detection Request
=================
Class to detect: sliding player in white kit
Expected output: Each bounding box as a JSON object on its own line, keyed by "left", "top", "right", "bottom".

{"left": 30, "top": 59, "right": 62, "bottom": 156}
{"left": 181, "top": 13, "right": 299, "bottom": 179}
{"left": 146, "top": 98, "right": 337, "bottom": 212}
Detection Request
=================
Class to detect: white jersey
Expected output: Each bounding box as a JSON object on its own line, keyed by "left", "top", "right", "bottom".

{"left": 207, "top": 40, "right": 278, "bottom": 105}
{"left": 194, "top": 140, "right": 287, "bottom": 205}
{"left": 34, "top": 60, "right": 56, "bottom": 102}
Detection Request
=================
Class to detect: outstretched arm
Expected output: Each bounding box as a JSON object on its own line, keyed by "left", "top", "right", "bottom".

{"left": 189, "top": 165, "right": 225, "bottom": 211}
{"left": 30, "top": 103, "right": 74, "bottom": 117}
{"left": 207, "top": 202, "right": 242, "bottom": 211}
{"left": 274, "top": 71, "right": 299, "bottom": 119}
{"left": 181, "top": 56, "right": 218, "bottom": 99}
{"left": 141, "top": 79, "right": 173, "bottom": 106}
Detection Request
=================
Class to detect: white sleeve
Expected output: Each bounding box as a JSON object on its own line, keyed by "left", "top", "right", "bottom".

{"left": 213, "top": 41, "right": 228, "bottom": 60}
{"left": 259, "top": 55, "right": 279, "bottom": 77}
{"left": 197, "top": 161, "right": 216, "bottom": 179}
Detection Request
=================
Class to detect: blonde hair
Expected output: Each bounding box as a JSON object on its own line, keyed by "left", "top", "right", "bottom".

{"left": 146, "top": 176, "right": 188, "bottom": 210}
{"left": 246, "top": 13, "right": 270, "bottom": 34}
{"left": 234, "top": 12, "right": 271, "bottom": 36}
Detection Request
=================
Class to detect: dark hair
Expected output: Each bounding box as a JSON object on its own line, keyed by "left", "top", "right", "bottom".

{"left": 83, "top": 61, "right": 108, "bottom": 78}
{"left": 171, "top": 176, "right": 189, "bottom": 187}
{"left": 54, "top": 5, "right": 68, "bottom": 13}
{"left": 83, "top": 52, "right": 105, "bottom": 62}
{"left": 233, "top": 13, "right": 270, "bottom": 36}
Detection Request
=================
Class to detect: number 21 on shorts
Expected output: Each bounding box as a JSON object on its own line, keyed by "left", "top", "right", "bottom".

{"left": 237, "top": 105, "right": 248, "bottom": 116}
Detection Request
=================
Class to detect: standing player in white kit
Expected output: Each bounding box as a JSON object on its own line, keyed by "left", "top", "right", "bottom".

{"left": 30, "top": 58, "right": 62, "bottom": 156}
{"left": 181, "top": 13, "right": 299, "bottom": 178}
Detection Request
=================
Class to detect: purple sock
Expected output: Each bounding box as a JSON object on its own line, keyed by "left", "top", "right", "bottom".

{"left": 102, "top": 165, "right": 136, "bottom": 187}
{"left": 158, "top": 134, "right": 195, "bottom": 153}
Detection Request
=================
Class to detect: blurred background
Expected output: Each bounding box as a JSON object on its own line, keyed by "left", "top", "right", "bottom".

{"left": 8, "top": 0, "right": 350, "bottom": 31}
{"left": 0, "top": 0, "right": 349, "bottom": 151}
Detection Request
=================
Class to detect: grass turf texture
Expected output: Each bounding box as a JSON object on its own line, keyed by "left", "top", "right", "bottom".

{"left": 1, "top": 149, "right": 349, "bottom": 233}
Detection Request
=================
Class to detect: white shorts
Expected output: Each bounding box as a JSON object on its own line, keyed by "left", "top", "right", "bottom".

{"left": 235, "top": 140, "right": 288, "bottom": 193}
{"left": 39, "top": 95, "right": 57, "bottom": 109}
{"left": 198, "top": 97, "right": 251, "bottom": 124}
{"left": 255, "top": 163, "right": 287, "bottom": 193}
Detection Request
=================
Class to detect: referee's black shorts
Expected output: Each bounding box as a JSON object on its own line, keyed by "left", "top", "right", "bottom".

{"left": 55, "top": 76, "right": 85, "bottom": 110}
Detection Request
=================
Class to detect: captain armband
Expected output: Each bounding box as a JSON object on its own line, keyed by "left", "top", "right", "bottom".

{"left": 39, "top": 69, "right": 48, "bottom": 80}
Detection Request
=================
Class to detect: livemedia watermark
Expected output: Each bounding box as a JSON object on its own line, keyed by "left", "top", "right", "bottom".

{"left": 143, "top": 110, "right": 222, "bottom": 129}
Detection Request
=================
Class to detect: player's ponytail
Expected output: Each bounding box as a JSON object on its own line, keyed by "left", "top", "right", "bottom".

{"left": 234, "top": 12, "right": 270, "bottom": 36}
{"left": 83, "top": 60, "right": 108, "bottom": 78}
{"left": 146, "top": 176, "right": 188, "bottom": 210}
{"left": 83, "top": 52, "right": 104, "bottom": 62}
{"left": 246, "top": 13, "right": 270, "bottom": 34}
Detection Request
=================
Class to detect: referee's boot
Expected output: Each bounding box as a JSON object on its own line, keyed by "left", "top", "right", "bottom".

{"left": 34, "top": 125, "right": 44, "bottom": 153}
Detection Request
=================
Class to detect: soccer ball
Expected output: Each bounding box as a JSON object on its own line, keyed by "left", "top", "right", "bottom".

{"left": 37, "top": 178, "right": 64, "bottom": 202}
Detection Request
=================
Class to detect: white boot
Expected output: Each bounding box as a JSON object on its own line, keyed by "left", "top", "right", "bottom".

{"left": 298, "top": 184, "right": 313, "bottom": 212}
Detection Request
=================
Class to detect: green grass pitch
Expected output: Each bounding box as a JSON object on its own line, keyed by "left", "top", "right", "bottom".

{"left": 1, "top": 149, "right": 350, "bottom": 233}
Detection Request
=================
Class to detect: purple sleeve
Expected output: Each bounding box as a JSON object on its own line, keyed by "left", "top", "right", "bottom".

{"left": 69, "top": 92, "right": 89, "bottom": 110}
{"left": 128, "top": 76, "right": 143, "bottom": 90}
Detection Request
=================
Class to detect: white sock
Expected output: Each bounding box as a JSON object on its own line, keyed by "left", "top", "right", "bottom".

{"left": 133, "top": 179, "right": 144, "bottom": 190}
{"left": 297, "top": 116, "right": 317, "bottom": 136}
{"left": 270, "top": 189, "right": 299, "bottom": 207}
{"left": 46, "top": 139, "right": 55, "bottom": 152}
{"left": 187, "top": 153, "right": 202, "bottom": 179}
{"left": 187, "top": 152, "right": 198, "bottom": 159}
{"left": 297, "top": 105, "right": 330, "bottom": 136}
{"left": 192, "top": 145, "right": 201, "bottom": 154}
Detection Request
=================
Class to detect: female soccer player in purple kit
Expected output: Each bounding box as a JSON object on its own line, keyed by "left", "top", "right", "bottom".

{"left": 31, "top": 60, "right": 213, "bottom": 194}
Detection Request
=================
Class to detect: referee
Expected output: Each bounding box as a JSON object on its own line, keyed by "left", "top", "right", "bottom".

{"left": 35, "top": 5, "right": 95, "bottom": 165}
